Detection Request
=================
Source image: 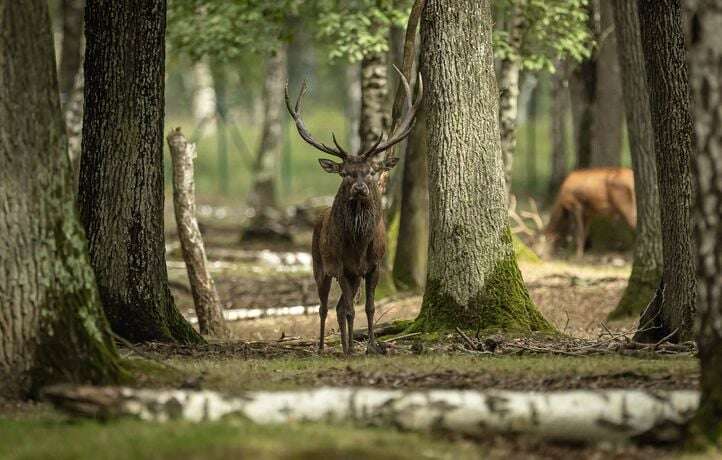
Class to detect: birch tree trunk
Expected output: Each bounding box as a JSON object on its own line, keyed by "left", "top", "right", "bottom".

{"left": 64, "top": 57, "right": 84, "bottom": 189}
{"left": 359, "top": 52, "right": 390, "bottom": 151}
{"left": 607, "top": 0, "right": 663, "bottom": 320}
{"left": 686, "top": 0, "right": 722, "bottom": 443}
{"left": 211, "top": 64, "right": 229, "bottom": 196}
{"left": 412, "top": 0, "right": 552, "bottom": 332}
{"left": 58, "top": 0, "right": 84, "bottom": 110}
{"left": 167, "top": 129, "right": 229, "bottom": 338}
{"left": 247, "top": 47, "right": 287, "bottom": 213}
{"left": 0, "top": 0, "right": 122, "bottom": 398}
{"left": 634, "top": 0, "right": 696, "bottom": 344}
{"left": 498, "top": 2, "right": 523, "bottom": 196}
{"left": 79, "top": 0, "right": 203, "bottom": 344}
{"left": 45, "top": 386, "right": 699, "bottom": 445}
{"left": 191, "top": 61, "right": 216, "bottom": 135}
{"left": 548, "top": 62, "right": 569, "bottom": 199}
{"left": 345, "top": 62, "right": 362, "bottom": 154}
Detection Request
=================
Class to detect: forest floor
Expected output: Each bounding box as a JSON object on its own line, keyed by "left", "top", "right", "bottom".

{"left": 0, "top": 216, "right": 709, "bottom": 460}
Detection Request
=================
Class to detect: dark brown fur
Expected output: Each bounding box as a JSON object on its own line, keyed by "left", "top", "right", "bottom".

{"left": 313, "top": 157, "right": 392, "bottom": 354}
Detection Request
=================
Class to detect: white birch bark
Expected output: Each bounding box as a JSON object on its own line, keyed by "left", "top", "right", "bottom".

{"left": 45, "top": 386, "right": 698, "bottom": 444}
{"left": 167, "top": 128, "right": 229, "bottom": 338}
{"left": 192, "top": 61, "right": 216, "bottom": 135}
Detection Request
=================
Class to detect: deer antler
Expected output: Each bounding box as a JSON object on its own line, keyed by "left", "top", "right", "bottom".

{"left": 520, "top": 198, "right": 545, "bottom": 232}
{"left": 285, "top": 81, "right": 347, "bottom": 159}
{"left": 509, "top": 195, "right": 535, "bottom": 237}
{"left": 361, "top": 65, "right": 423, "bottom": 159}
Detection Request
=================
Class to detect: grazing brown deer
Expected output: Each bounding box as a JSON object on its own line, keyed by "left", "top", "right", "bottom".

{"left": 285, "top": 66, "right": 422, "bottom": 355}
{"left": 545, "top": 167, "right": 636, "bottom": 258}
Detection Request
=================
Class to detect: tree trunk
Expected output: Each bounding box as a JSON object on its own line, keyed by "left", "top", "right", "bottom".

{"left": 64, "top": 56, "right": 84, "bottom": 189}
{"left": 607, "top": 0, "right": 663, "bottom": 320}
{"left": 548, "top": 62, "right": 569, "bottom": 198}
{"left": 359, "top": 52, "right": 390, "bottom": 150}
{"left": 58, "top": 0, "right": 84, "bottom": 110}
{"left": 411, "top": 0, "right": 552, "bottom": 333}
{"left": 79, "top": 0, "right": 203, "bottom": 344}
{"left": 46, "top": 385, "right": 698, "bottom": 445}
{"left": 686, "top": 0, "right": 722, "bottom": 444}
{"left": 0, "top": 0, "right": 122, "bottom": 398}
{"left": 392, "top": 107, "right": 428, "bottom": 291}
{"left": 211, "top": 63, "right": 229, "bottom": 195}
{"left": 167, "top": 129, "right": 229, "bottom": 338}
{"left": 345, "top": 62, "right": 362, "bottom": 154}
{"left": 191, "top": 61, "right": 216, "bottom": 135}
{"left": 633, "top": 0, "right": 696, "bottom": 343}
{"left": 498, "top": 3, "right": 523, "bottom": 196}
{"left": 570, "top": 1, "right": 598, "bottom": 170}
{"left": 247, "top": 47, "right": 287, "bottom": 213}
{"left": 590, "top": 0, "right": 623, "bottom": 167}
{"left": 525, "top": 77, "right": 539, "bottom": 193}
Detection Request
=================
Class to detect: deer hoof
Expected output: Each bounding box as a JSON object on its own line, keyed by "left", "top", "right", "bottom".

{"left": 365, "top": 340, "right": 387, "bottom": 356}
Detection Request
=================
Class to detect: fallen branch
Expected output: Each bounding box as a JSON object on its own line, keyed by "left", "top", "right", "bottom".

{"left": 43, "top": 386, "right": 698, "bottom": 444}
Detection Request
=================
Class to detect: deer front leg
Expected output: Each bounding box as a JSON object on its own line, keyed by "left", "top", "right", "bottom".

{"left": 337, "top": 275, "right": 357, "bottom": 356}
{"left": 340, "top": 274, "right": 360, "bottom": 354}
{"left": 364, "top": 267, "right": 385, "bottom": 355}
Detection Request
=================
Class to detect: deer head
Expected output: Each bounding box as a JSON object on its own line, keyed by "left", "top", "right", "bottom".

{"left": 285, "top": 65, "right": 422, "bottom": 202}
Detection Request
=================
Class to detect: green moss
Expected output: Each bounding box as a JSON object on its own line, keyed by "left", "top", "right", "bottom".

{"left": 512, "top": 235, "right": 541, "bottom": 263}
{"left": 607, "top": 265, "right": 661, "bottom": 320}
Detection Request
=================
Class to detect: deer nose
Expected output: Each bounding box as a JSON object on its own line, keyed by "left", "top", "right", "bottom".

{"left": 351, "top": 182, "right": 369, "bottom": 196}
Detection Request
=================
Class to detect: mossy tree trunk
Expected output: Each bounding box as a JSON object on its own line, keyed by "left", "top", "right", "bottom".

{"left": 79, "top": 0, "right": 203, "bottom": 344}
{"left": 607, "top": 0, "right": 663, "bottom": 320}
{"left": 392, "top": 107, "right": 428, "bottom": 292}
{"left": 0, "top": 0, "right": 122, "bottom": 398}
{"left": 633, "top": 0, "right": 696, "bottom": 343}
{"left": 686, "top": 0, "right": 722, "bottom": 445}
{"left": 247, "top": 47, "right": 287, "bottom": 213}
{"left": 411, "top": 0, "right": 553, "bottom": 333}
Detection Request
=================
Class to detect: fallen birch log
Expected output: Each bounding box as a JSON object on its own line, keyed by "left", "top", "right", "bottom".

{"left": 43, "top": 386, "right": 698, "bottom": 444}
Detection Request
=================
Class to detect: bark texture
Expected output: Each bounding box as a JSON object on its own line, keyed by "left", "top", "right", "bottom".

{"left": 359, "top": 52, "right": 390, "bottom": 151}
{"left": 79, "top": 0, "right": 202, "bottom": 344}
{"left": 392, "top": 108, "right": 428, "bottom": 291}
{"left": 345, "top": 62, "right": 361, "bottom": 154}
{"left": 46, "top": 386, "right": 699, "bottom": 445}
{"left": 548, "top": 63, "right": 569, "bottom": 198}
{"left": 64, "top": 56, "right": 84, "bottom": 189}
{"left": 248, "top": 48, "right": 287, "bottom": 212}
{"left": 608, "top": 0, "right": 663, "bottom": 319}
{"left": 167, "top": 129, "right": 229, "bottom": 338}
{"left": 686, "top": 0, "right": 722, "bottom": 444}
{"left": 0, "top": 0, "right": 121, "bottom": 398}
{"left": 412, "top": 0, "right": 552, "bottom": 333}
{"left": 634, "top": 0, "right": 696, "bottom": 343}
{"left": 498, "top": 3, "right": 524, "bottom": 196}
{"left": 58, "top": 0, "right": 84, "bottom": 109}
{"left": 191, "top": 61, "right": 216, "bottom": 135}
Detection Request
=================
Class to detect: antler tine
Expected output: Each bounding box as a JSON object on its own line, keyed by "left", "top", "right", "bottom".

{"left": 331, "top": 132, "right": 348, "bottom": 156}
{"left": 362, "top": 68, "right": 423, "bottom": 158}
{"left": 284, "top": 80, "right": 347, "bottom": 159}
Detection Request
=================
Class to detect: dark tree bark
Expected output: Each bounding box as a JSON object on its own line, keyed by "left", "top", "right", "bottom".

{"left": 548, "top": 62, "right": 569, "bottom": 198}
{"left": 0, "top": 0, "right": 122, "bottom": 398}
{"left": 634, "top": 0, "right": 696, "bottom": 343}
{"left": 685, "top": 0, "right": 722, "bottom": 445}
{"left": 58, "top": 0, "right": 84, "bottom": 109}
{"left": 247, "top": 47, "right": 287, "bottom": 212}
{"left": 607, "top": 0, "right": 663, "bottom": 319}
{"left": 79, "top": 0, "right": 202, "bottom": 344}
{"left": 571, "top": 0, "right": 624, "bottom": 169}
{"left": 591, "top": 0, "right": 624, "bottom": 167}
{"left": 411, "top": 0, "right": 552, "bottom": 333}
{"left": 392, "top": 107, "right": 428, "bottom": 291}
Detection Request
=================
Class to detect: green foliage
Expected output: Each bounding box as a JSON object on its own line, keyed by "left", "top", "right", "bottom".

{"left": 494, "top": 0, "right": 592, "bottom": 72}
{"left": 167, "top": 0, "right": 303, "bottom": 61}
{"left": 315, "top": 0, "right": 411, "bottom": 62}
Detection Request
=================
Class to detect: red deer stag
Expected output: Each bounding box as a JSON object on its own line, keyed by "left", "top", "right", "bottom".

{"left": 285, "top": 66, "right": 422, "bottom": 355}
{"left": 545, "top": 167, "right": 636, "bottom": 258}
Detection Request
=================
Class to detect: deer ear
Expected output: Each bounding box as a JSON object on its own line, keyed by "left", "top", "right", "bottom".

{"left": 318, "top": 158, "right": 342, "bottom": 174}
{"left": 382, "top": 157, "right": 399, "bottom": 171}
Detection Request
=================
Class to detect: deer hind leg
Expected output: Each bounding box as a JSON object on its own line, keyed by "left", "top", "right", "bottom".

{"left": 572, "top": 204, "right": 587, "bottom": 258}
{"left": 316, "top": 275, "right": 331, "bottom": 352}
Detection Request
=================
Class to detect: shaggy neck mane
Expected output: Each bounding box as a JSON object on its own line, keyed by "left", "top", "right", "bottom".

{"left": 332, "top": 185, "right": 381, "bottom": 243}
